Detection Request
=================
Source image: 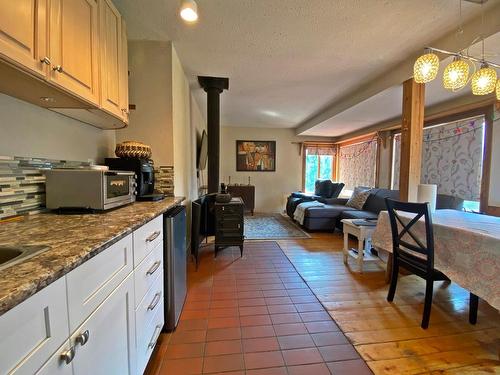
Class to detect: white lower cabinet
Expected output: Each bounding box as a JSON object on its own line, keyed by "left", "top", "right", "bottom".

{"left": 0, "top": 277, "right": 69, "bottom": 375}
{"left": 36, "top": 340, "right": 73, "bottom": 375}
{"left": 0, "top": 217, "right": 165, "bottom": 375}
{"left": 71, "top": 273, "right": 136, "bottom": 375}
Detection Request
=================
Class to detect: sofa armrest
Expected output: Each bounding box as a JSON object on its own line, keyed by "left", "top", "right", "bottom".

{"left": 318, "top": 197, "right": 349, "bottom": 205}
{"left": 290, "top": 192, "right": 319, "bottom": 201}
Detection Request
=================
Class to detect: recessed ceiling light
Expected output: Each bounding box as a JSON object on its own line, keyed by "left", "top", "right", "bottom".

{"left": 40, "top": 97, "right": 55, "bottom": 103}
{"left": 180, "top": 0, "right": 198, "bottom": 23}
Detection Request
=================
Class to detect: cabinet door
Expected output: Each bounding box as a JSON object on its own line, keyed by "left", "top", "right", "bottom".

{"left": 49, "top": 0, "right": 99, "bottom": 104}
{"left": 36, "top": 340, "right": 73, "bottom": 375}
{"left": 0, "top": 277, "right": 69, "bottom": 375}
{"left": 120, "top": 19, "right": 129, "bottom": 123}
{"left": 99, "top": 0, "right": 121, "bottom": 118}
{"left": 71, "top": 273, "right": 136, "bottom": 375}
{"left": 0, "top": 0, "right": 48, "bottom": 77}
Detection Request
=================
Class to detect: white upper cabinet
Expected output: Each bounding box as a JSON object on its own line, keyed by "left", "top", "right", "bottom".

{"left": 0, "top": 0, "right": 48, "bottom": 77}
{"left": 48, "top": 0, "right": 100, "bottom": 105}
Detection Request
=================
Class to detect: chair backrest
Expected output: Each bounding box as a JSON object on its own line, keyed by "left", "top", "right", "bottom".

{"left": 385, "top": 198, "right": 435, "bottom": 272}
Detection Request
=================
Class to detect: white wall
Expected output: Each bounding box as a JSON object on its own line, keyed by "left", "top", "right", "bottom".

{"left": 171, "top": 46, "right": 192, "bottom": 199}
{"left": 221, "top": 127, "right": 333, "bottom": 213}
{"left": 488, "top": 108, "right": 500, "bottom": 207}
{"left": 0, "top": 94, "right": 115, "bottom": 162}
{"left": 115, "top": 41, "right": 174, "bottom": 166}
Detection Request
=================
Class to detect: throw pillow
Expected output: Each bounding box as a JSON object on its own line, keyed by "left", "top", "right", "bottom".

{"left": 346, "top": 187, "right": 371, "bottom": 209}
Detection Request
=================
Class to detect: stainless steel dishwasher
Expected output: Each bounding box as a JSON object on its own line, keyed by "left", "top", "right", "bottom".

{"left": 163, "top": 205, "right": 187, "bottom": 331}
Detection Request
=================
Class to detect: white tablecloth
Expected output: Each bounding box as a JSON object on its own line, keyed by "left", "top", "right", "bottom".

{"left": 372, "top": 209, "right": 500, "bottom": 310}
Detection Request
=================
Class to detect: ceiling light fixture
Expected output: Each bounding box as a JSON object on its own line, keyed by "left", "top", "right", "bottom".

{"left": 471, "top": 62, "right": 497, "bottom": 95}
{"left": 180, "top": 0, "right": 198, "bottom": 23}
{"left": 412, "top": 0, "right": 499, "bottom": 97}
{"left": 413, "top": 50, "right": 440, "bottom": 83}
{"left": 443, "top": 57, "right": 469, "bottom": 90}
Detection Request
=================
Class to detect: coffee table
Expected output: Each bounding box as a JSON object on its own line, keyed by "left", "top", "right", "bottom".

{"left": 341, "top": 219, "right": 378, "bottom": 273}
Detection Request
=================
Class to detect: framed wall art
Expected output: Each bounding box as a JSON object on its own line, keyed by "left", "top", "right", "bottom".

{"left": 236, "top": 140, "right": 276, "bottom": 172}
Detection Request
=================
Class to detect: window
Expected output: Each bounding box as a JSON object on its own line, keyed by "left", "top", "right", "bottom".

{"left": 391, "top": 115, "right": 485, "bottom": 208}
{"left": 303, "top": 144, "right": 336, "bottom": 193}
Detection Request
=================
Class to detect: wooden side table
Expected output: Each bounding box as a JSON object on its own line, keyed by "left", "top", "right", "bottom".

{"left": 215, "top": 197, "right": 245, "bottom": 257}
{"left": 341, "top": 219, "right": 378, "bottom": 273}
{"left": 227, "top": 185, "right": 255, "bottom": 215}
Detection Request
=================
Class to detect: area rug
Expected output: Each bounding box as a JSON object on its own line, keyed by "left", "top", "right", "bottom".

{"left": 244, "top": 213, "right": 311, "bottom": 240}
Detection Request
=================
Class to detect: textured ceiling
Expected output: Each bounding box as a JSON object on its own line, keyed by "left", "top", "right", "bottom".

{"left": 114, "top": 0, "right": 499, "bottom": 134}
{"left": 301, "top": 31, "right": 500, "bottom": 137}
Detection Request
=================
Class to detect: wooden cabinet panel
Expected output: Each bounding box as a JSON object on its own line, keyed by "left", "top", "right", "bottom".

{"left": 0, "top": 277, "right": 69, "bottom": 375}
{"left": 71, "top": 273, "right": 136, "bottom": 375}
{"left": 0, "top": 0, "right": 47, "bottom": 77}
{"left": 120, "top": 19, "right": 129, "bottom": 123}
{"left": 49, "top": 0, "right": 99, "bottom": 104}
{"left": 99, "top": 0, "right": 121, "bottom": 117}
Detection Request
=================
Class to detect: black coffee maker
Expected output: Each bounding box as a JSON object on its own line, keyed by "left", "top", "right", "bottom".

{"left": 105, "top": 158, "right": 164, "bottom": 201}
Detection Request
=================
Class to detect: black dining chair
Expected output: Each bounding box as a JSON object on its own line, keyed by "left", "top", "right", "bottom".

{"left": 385, "top": 198, "right": 479, "bottom": 329}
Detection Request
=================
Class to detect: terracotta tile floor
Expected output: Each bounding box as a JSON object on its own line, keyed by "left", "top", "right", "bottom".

{"left": 147, "top": 241, "right": 372, "bottom": 374}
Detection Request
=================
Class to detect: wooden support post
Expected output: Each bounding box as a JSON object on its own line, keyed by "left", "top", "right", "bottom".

{"left": 399, "top": 79, "right": 425, "bottom": 202}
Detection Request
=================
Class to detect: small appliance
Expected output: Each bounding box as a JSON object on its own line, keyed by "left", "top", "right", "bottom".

{"left": 45, "top": 169, "right": 136, "bottom": 211}
{"left": 105, "top": 158, "right": 164, "bottom": 201}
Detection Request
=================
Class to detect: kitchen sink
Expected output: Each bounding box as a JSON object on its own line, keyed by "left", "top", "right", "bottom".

{"left": 0, "top": 245, "right": 49, "bottom": 271}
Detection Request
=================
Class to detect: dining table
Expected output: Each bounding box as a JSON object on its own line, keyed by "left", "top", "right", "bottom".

{"left": 372, "top": 209, "right": 500, "bottom": 311}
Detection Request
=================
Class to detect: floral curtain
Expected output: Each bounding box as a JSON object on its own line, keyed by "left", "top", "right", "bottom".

{"left": 304, "top": 143, "right": 336, "bottom": 156}
{"left": 339, "top": 139, "right": 377, "bottom": 190}
{"left": 392, "top": 115, "right": 484, "bottom": 201}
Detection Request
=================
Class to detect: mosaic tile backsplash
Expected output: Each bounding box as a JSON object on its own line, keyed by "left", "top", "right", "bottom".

{"left": 0, "top": 156, "right": 91, "bottom": 220}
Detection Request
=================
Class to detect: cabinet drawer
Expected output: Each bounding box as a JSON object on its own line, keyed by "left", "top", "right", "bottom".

{"left": 0, "top": 277, "right": 69, "bottom": 375}
{"left": 136, "top": 295, "right": 164, "bottom": 375}
{"left": 133, "top": 216, "right": 163, "bottom": 267}
{"left": 217, "top": 220, "right": 242, "bottom": 230}
{"left": 66, "top": 234, "right": 133, "bottom": 332}
{"left": 217, "top": 213, "right": 243, "bottom": 222}
{"left": 134, "top": 242, "right": 163, "bottom": 307}
{"left": 136, "top": 272, "right": 164, "bottom": 342}
{"left": 216, "top": 205, "right": 243, "bottom": 215}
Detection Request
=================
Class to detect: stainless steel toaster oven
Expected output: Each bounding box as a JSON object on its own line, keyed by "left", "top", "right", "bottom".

{"left": 45, "top": 169, "right": 136, "bottom": 211}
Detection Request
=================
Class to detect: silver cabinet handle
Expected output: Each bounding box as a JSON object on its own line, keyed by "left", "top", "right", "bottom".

{"left": 40, "top": 56, "right": 51, "bottom": 65}
{"left": 60, "top": 347, "right": 75, "bottom": 364}
{"left": 146, "top": 231, "right": 160, "bottom": 242}
{"left": 146, "top": 260, "right": 161, "bottom": 276}
{"left": 148, "top": 325, "right": 162, "bottom": 349}
{"left": 52, "top": 65, "right": 63, "bottom": 72}
{"left": 75, "top": 330, "right": 90, "bottom": 346}
{"left": 147, "top": 292, "right": 161, "bottom": 311}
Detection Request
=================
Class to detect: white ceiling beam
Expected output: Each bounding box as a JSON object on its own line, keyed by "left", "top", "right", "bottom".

{"left": 295, "top": 2, "right": 500, "bottom": 136}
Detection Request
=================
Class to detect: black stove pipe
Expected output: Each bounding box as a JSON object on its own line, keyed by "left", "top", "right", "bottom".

{"left": 198, "top": 76, "right": 229, "bottom": 193}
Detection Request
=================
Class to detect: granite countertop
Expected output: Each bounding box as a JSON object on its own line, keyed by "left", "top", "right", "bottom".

{"left": 0, "top": 197, "right": 184, "bottom": 316}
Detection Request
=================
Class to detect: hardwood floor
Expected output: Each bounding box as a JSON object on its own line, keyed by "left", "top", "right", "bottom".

{"left": 278, "top": 232, "right": 500, "bottom": 375}
{"left": 146, "top": 231, "right": 500, "bottom": 375}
